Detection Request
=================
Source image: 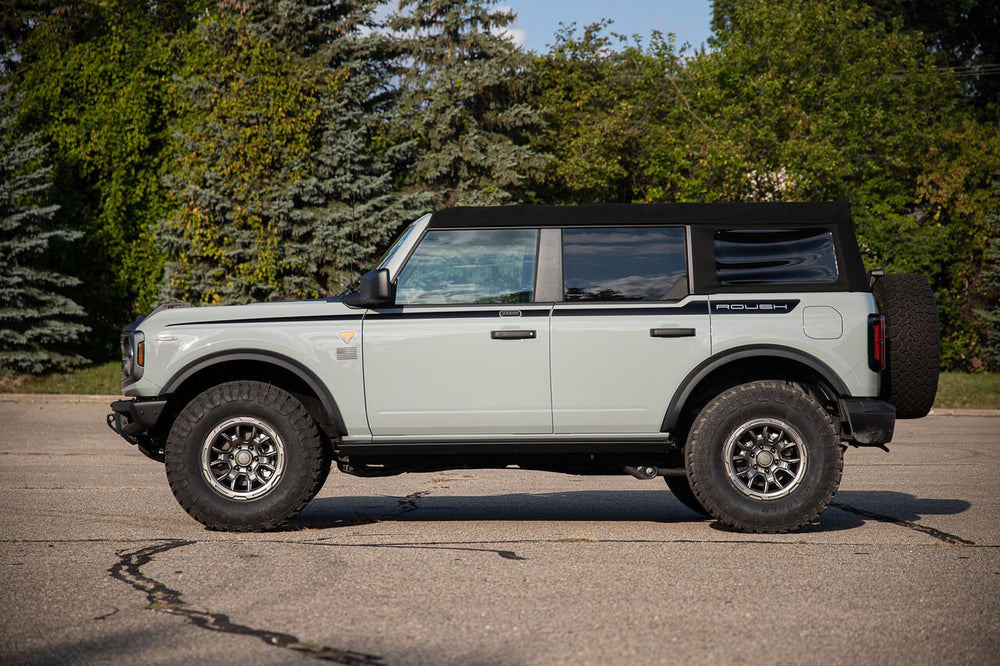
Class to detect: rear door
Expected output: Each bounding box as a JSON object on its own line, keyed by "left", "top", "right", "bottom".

{"left": 550, "top": 226, "right": 712, "bottom": 434}
{"left": 363, "top": 227, "right": 552, "bottom": 437}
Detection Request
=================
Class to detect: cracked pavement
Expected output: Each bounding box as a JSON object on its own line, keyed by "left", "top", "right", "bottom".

{"left": 1, "top": 400, "right": 998, "bottom": 665}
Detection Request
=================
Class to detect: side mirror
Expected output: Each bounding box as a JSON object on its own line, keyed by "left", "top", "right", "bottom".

{"left": 348, "top": 268, "right": 392, "bottom": 307}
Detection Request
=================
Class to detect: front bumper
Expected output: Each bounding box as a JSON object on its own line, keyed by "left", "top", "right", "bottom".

{"left": 841, "top": 398, "right": 895, "bottom": 445}
{"left": 107, "top": 398, "right": 168, "bottom": 460}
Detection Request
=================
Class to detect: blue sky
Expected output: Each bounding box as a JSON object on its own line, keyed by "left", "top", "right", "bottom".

{"left": 503, "top": 1, "right": 714, "bottom": 52}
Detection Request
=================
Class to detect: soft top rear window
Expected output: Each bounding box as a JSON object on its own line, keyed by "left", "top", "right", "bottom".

{"left": 714, "top": 228, "right": 839, "bottom": 285}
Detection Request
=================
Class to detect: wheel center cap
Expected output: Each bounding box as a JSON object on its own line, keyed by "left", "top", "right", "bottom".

{"left": 234, "top": 450, "right": 254, "bottom": 467}
{"left": 756, "top": 451, "right": 775, "bottom": 467}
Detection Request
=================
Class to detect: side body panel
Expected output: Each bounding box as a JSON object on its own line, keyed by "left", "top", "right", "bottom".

{"left": 549, "top": 299, "right": 711, "bottom": 433}
{"left": 362, "top": 306, "right": 553, "bottom": 436}
{"left": 122, "top": 301, "right": 370, "bottom": 435}
{"left": 707, "top": 292, "right": 880, "bottom": 397}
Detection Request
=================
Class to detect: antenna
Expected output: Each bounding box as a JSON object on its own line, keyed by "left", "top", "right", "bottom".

{"left": 350, "top": 191, "right": 356, "bottom": 290}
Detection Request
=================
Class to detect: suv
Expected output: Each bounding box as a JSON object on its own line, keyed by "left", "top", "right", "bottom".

{"left": 108, "top": 202, "right": 940, "bottom": 533}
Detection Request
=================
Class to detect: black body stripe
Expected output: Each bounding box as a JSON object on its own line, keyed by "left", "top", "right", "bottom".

{"left": 365, "top": 308, "right": 551, "bottom": 321}
{"left": 553, "top": 301, "right": 709, "bottom": 317}
{"left": 166, "top": 314, "right": 362, "bottom": 327}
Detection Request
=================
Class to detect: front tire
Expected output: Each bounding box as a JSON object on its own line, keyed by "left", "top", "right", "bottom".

{"left": 685, "top": 381, "right": 843, "bottom": 533}
{"left": 165, "top": 381, "right": 328, "bottom": 531}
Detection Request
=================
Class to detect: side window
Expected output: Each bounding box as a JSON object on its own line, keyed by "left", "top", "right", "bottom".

{"left": 714, "top": 228, "right": 839, "bottom": 285}
{"left": 395, "top": 229, "right": 539, "bottom": 304}
{"left": 562, "top": 227, "right": 688, "bottom": 301}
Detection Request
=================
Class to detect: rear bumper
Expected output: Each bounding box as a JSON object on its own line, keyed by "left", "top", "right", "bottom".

{"left": 841, "top": 398, "right": 895, "bottom": 445}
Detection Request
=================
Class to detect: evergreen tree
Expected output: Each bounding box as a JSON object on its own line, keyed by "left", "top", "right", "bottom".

{"left": 389, "top": 0, "right": 548, "bottom": 207}
{"left": 158, "top": 11, "right": 329, "bottom": 305}
{"left": 0, "top": 90, "right": 88, "bottom": 374}
{"left": 160, "top": 1, "right": 430, "bottom": 303}
{"left": 10, "top": 0, "right": 209, "bottom": 359}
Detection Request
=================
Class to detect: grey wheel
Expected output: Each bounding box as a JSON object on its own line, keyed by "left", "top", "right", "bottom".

{"left": 201, "top": 417, "right": 286, "bottom": 501}
{"left": 722, "top": 418, "right": 807, "bottom": 500}
{"left": 685, "top": 381, "right": 843, "bottom": 533}
{"left": 165, "top": 381, "right": 328, "bottom": 531}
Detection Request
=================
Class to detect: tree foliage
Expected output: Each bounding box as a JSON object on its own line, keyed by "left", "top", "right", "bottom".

{"left": 1, "top": 0, "right": 996, "bottom": 371}
{"left": 389, "top": 0, "right": 547, "bottom": 207}
{"left": 531, "top": 22, "right": 687, "bottom": 204}
{"left": 0, "top": 89, "right": 88, "bottom": 374}
{"left": 10, "top": 0, "right": 207, "bottom": 358}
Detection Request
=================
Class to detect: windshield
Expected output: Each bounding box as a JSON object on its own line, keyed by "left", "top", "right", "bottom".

{"left": 377, "top": 223, "right": 416, "bottom": 270}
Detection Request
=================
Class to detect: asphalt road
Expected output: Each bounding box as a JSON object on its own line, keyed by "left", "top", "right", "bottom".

{"left": 1, "top": 397, "right": 998, "bottom": 665}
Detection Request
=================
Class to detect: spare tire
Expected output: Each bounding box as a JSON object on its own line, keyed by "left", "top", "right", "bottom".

{"left": 872, "top": 273, "right": 940, "bottom": 418}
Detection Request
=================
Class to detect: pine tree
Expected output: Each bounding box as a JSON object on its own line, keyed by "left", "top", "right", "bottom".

{"left": 389, "top": 0, "right": 548, "bottom": 207}
{"left": 0, "top": 89, "right": 88, "bottom": 374}
{"left": 159, "top": 1, "right": 431, "bottom": 303}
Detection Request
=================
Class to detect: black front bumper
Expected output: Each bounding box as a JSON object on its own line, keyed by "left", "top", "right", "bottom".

{"left": 841, "top": 398, "right": 896, "bottom": 445}
{"left": 107, "top": 398, "right": 169, "bottom": 460}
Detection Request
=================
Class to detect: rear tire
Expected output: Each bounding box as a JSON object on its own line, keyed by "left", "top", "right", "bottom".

{"left": 165, "top": 381, "right": 327, "bottom": 531}
{"left": 664, "top": 475, "right": 708, "bottom": 516}
{"left": 685, "top": 381, "right": 843, "bottom": 533}
{"left": 872, "top": 273, "right": 940, "bottom": 418}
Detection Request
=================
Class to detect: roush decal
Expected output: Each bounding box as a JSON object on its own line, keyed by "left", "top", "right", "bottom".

{"left": 711, "top": 300, "right": 800, "bottom": 314}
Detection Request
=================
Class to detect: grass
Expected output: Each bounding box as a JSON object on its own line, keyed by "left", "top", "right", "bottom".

{"left": 1, "top": 363, "right": 998, "bottom": 409}
{"left": 932, "top": 372, "right": 1000, "bottom": 410}
{"left": 0, "top": 361, "right": 121, "bottom": 395}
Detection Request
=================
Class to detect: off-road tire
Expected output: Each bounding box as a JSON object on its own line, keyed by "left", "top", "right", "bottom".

{"left": 165, "top": 381, "right": 327, "bottom": 531}
{"left": 664, "top": 475, "right": 708, "bottom": 516}
{"left": 685, "top": 381, "right": 843, "bottom": 534}
{"left": 872, "top": 273, "right": 940, "bottom": 419}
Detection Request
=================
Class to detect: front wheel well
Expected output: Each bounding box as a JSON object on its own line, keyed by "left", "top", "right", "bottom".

{"left": 161, "top": 359, "right": 343, "bottom": 441}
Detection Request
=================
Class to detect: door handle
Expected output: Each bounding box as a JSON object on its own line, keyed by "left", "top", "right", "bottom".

{"left": 491, "top": 330, "right": 537, "bottom": 340}
{"left": 650, "top": 328, "right": 696, "bottom": 338}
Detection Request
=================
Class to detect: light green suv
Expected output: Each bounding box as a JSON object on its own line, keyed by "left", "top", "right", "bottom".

{"left": 108, "top": 202, "right": 939, "bottom": 533}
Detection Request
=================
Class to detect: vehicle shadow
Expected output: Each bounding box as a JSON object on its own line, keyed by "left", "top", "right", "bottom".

{"left": 288, "top": 488, "right": 971, "bottom": 535}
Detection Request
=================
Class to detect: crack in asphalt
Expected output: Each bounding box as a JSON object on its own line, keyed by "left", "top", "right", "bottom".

{"left": 830, "top": 502, "right": 976, "bottom": 545}
{"left": 109, "top": 540, "right": 383, "bottom": 665}
{"left": 101, "top": 490, "right": 978, "bottom": 664}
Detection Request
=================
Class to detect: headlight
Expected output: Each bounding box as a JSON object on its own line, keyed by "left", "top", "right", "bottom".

{"left": 121, "top": 331, "right": 145, "bottom": 386}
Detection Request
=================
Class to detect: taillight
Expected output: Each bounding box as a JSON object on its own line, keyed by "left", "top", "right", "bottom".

{"left": 868, "top": 314, "right": 885, "bottom": 371}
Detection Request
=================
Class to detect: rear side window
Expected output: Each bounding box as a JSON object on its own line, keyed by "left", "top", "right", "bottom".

{"left": 714, "top": 228, "right": 839, "bottom": 285}
{"left": 395, "top": 228, "right": 539, "bottom": 304}
{"left": 562, "top": 227, "right": 688, "bottom": 301}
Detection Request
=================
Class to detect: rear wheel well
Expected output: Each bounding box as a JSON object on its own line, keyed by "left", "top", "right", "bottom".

{"left": 672, "top": 357, "right": 840, "bottom": 444}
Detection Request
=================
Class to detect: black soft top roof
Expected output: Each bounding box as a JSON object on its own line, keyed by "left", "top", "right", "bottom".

{"left": 428, "top": 201, "right": 869, "bottom": 293}
{"left": 427, "top": 201, "right": 852, "bottom": 229}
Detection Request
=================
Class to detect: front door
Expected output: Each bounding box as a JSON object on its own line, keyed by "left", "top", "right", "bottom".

{"left": 363, "top": 228, "right": 552, "bottom": 437}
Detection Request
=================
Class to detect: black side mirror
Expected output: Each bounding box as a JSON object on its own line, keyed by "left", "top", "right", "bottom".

{"left": 346, "top": 268, "right": 392, "bottom": 307}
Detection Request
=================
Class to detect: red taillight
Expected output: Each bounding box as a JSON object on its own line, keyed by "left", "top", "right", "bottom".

{"left": 868, "top": 314, "right": 885, "bottom": 371}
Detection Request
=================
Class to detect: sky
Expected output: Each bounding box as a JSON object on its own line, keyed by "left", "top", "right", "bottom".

{"left": 502, "top": 0, "right": 715, "bottom": 53}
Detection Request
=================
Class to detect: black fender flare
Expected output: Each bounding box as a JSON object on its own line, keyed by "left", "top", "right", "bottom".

{"left": 661, "top": 344, "right": 851, "bottom": 433}
{"left": 160, "top": 349, "right": 347, "bottom": 436}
